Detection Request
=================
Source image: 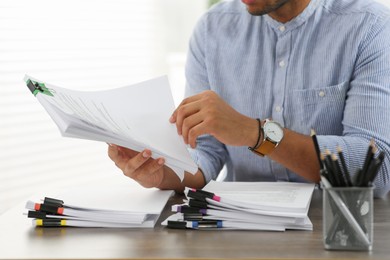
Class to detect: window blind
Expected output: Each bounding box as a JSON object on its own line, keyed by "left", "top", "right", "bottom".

{"left": 0, "top": 0, "right": 207, "bottom": 214}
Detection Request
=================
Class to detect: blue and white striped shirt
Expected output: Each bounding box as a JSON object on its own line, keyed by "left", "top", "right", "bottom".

{"left": 185, "top": 0, "right": 390, "bottom": 197}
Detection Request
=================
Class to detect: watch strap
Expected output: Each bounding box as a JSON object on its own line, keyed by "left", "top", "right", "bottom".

{"left": 249, "top": 118, "right": 283, "bottom": 157}
{"left": 252, "top": 139, "right": 277, "bottom": 157}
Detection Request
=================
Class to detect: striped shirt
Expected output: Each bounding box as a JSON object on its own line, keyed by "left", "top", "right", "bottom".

{"left": 185, "top": 0, "right": 390, "bottom": 197}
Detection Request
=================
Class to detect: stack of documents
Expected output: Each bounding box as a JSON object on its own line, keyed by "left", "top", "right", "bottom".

{"left": 25, "top": 185, "right": 173, "bottom": 228}
{"left": 23, "top": 75, "right": 198, "bottom": 180}
{"left": 162, "top": 181, "right": 315, "bottom": 231}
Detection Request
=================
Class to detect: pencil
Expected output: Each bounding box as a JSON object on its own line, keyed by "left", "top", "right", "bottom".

{"left": 324, "top": 150, "right": 338, "bottom": 186}
{"left": 336, "top": 146, "right": 353, "bottom": 187}
{"left": 363, "top": 139, "right": 376, "bottom": 174}
{"left": 320, "top": 154, "right": 331, "bottom": 182}
{"left": 357, "top": 139, "right": 376, "bottom": 186}
{"left": 311, "top": 129, "right": 324, "bottom": 170}
{"left": 366, "top": 151, "right": 385, "bottom": 186}
{"left": 331, "top": 153, "right": 346, "bottom": 187}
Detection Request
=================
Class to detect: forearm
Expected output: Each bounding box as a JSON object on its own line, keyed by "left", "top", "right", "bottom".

{"left": 268, "top": 129, "right": 321, "bottom": 183}
{"left": 157, "top": 168, "right": 206, "bottom": 193}
{"left": 243, "top": 119, "right": 321, "bottom": 183}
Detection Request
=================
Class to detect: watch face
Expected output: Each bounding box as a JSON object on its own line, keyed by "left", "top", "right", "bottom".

{"left": 264, "top": 121, "right": 284, "bottom": 142}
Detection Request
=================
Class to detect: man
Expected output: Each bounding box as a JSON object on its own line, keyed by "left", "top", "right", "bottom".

{"left": 108, "top": 0, "right": 390, "bottom": 197}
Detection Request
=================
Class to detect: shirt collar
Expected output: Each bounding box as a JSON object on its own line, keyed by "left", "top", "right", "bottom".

{"left": 264, "top": 0, "right": 323, "bottom": 34}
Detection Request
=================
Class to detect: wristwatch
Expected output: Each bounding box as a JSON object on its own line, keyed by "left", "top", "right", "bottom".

{"left": 250, "top": 119, "right": 284, "bottom": 157}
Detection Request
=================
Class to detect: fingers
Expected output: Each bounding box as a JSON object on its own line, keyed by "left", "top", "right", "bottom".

{"left": 107, "top": 144, "right": 166, "bottom": 187}
{"left": 115, "top": 145, "right": 139, "bottom": 158}
{"left": 128, "top": 158, "right": 165, "bottom": 188}
{"left": 170, "top": 101, "right": 202, "bottom": 135}
{"left": 181, "top": 112, "right": 204, "bottom": 146}
{"left": 186, "top": 121, "right": 208, "bottom": 148}
{"left": 170, "top": 91, "right": 218, "bottom": 146}
{"left": 107, "top": 144, "right": 150, "bottom": 170}
{"left": 175, "top": 101, "right": 202, "bottom": 136}
{"left": 107, "top": 144, "right": 129, "bottom": 170}
{"left": 170, "top": 93, "right": 203, "bottom": 125}
{"left": 123, "top": 149, "right": 152, "bottom": 175}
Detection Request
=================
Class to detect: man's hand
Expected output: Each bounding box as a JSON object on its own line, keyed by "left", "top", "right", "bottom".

{"left": 107, "top": 144, "right": 166, "bottom": 188}
{"left": 107, "top": 144, "right": 207, "bottom": 192}
{"left": 170, "top": 90, "right": 259, "bottom": 148}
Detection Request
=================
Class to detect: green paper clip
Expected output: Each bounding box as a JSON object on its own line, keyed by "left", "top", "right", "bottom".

{"left": 26, "top": 79, "right": 54, "bottom": 97}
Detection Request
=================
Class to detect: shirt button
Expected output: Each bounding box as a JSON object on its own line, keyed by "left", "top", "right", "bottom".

{"left": 279, "top": 25, "right": 286, "bottom": 32}
{"left": 279, "top": 60, "right": 286, "bottom": 67}
{"left": 275, "top": 106, "right": 282, "bottom": 112}
{"left": 319, "top": 91, "right": 325, "bottom": 97}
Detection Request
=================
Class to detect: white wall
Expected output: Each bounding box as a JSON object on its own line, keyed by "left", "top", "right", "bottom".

{"left": 375, "top": 0, "right": 390, "bottom": 6}
{"left": 0, "top": 0, "right": 207, "bottom": 214}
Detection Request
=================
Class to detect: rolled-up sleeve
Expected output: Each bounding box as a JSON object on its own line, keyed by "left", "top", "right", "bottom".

{"left": 184, "top": 13, "right": 228, "bottom": 182}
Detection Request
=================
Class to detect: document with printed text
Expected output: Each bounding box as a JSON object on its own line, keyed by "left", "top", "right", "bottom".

{"left": 24, "top": 75, "right": 198, "bottom": 180}
{"left": 25, "top": 180, "right": 174, "bottom": 228}
{"left": 162, "top": 181, "right": 315, "bottom": 231}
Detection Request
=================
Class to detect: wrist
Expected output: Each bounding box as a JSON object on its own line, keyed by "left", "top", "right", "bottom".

{"left": 247, "top": 118, "right": 263, "bottom": 148}
{"left": 156, "top": 166, "right": 180, "bottom": 191}
{"left": 249, "top": 118, "right": 284, "bottom": 157}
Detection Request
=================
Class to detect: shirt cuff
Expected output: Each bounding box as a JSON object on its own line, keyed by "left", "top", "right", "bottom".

{"left": 189, "top": 149, "right": 219, "bottom": 183}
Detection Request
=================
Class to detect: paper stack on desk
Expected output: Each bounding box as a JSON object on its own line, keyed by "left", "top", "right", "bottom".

{"left": 25, "top": 186, "right": 173, "bottom": 228}
{"left": 162, "top": 181, "right": 315, "bottom": 231}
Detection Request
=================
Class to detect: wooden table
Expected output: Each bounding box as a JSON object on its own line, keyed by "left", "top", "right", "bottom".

{"left": 0, "top": 190, "right": 389, "bottom": 259}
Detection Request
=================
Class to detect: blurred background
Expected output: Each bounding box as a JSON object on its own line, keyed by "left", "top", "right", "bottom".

{"left": 1, "top": 0, "right": 390, "bottom": 214}
{"left": 0, "top": 0, "right": 217, "bottom": 214}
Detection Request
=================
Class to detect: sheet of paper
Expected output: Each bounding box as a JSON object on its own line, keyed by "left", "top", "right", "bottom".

{"left": 24, "top": 75, "right": 198, "bottom": 180}
{"left": 56, "top": 185, "right": 173, "bottom": 214}
{"left": 32, "top": 218, "right": 157, "bottom": 228}
{"left": 202, "top": 181, "right": 315, "bottom": 213}
{"left": 25, "top": 180, "right": 174, "bottom": 228}
{"left": 164, "top": 181, "right": 314, "bottom": 231}
{"left": 161, "top": 213, "right": 286, "bottom": 231}
{"left": 205, "top": 199, "right": 308, "bottom": 217}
